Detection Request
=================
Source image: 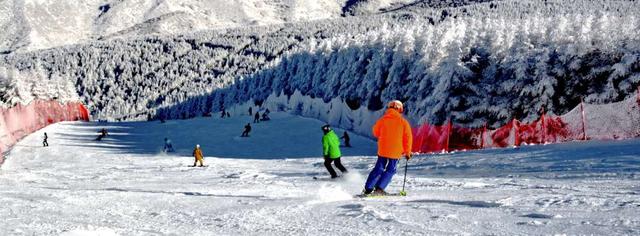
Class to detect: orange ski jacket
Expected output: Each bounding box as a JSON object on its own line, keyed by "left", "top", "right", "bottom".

{"left": 193, "top": 147, "right": 204, "bottom": 160}
{"left": 372, "top": 109, "right": 413, "bottom": 159}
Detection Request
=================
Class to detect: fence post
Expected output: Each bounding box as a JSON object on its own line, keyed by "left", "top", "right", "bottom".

{"left": 414, "top": 124, "right": 424, "bottom": 154}
{"left": 540, "top": 107, "right": 547, "bottom": 144}
{"left": 445, "top": 118, "right": 452, "bottom": 153}
{"left": 580, "top": 97, "right": 587, "bottom": 141}
{"left": 511, "top": 118, "right": 520, "bottom": 147}
{"left": 481, "top": 122, "right": 486, "bottom": 149}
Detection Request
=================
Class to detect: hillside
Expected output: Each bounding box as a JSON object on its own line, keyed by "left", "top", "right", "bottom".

{"left": 1, "top": 0, "right": 639, "bottom": 136}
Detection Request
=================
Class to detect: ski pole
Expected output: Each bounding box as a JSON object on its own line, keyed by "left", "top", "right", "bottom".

{"left": 400, "top": 158, "right": 408, "bottom": 196}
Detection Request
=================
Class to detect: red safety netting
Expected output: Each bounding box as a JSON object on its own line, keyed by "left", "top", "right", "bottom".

{"left": 485, "top": 119, "right": 517, "bottom": 149}
{"left": 0, "top": 100, "right": 89, "bottom": 161}
{"left": 411, "top": 123, "right": 450, "bottom": 153}
{"left": 412, "top": 92, "right": 640, "bottom": 154}
{"left": 513, "top": 114, "right": 575, "bottom": 146}
{"left": 555, "top": 103, "right": 586, "bottom": 142}
{"left": 448, "top": 125, "right": 484, "bottom": 151}
{"left": 515, "top": 118, "right": 544, "bottom": 146}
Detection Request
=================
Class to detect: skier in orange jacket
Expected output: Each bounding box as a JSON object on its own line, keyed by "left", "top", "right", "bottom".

{"left": 192, "top": 144, "right": 205, "bottom": 167}
{"left": 363, "top": 100, "right": 413, "bottom": 195}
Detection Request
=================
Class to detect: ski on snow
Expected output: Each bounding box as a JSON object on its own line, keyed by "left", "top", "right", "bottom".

{"left": 355, "top": 193, "right": 405, "bottom": 198}
{"left": 312, "top": 176, "right": 342, "bottom": 181}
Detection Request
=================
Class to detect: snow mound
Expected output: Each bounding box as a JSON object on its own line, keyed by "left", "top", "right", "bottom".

{"left": 308, "top": 183, "right": 353, "bottom": 204}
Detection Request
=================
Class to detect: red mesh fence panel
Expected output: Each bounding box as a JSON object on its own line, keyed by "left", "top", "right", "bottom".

{"left": 0, "top": 111, "right": 15, "bottom": 154}
{"left": 0, "top": 101, "right": 89, "bottom": 160}
{"left": 514, "top": 114, "right": 574, "bottom": 145}
{"left": 515, "top": 118, "right": 543, "bottom": 146}
{"left": 411, "top": 94, "right": 640, "bottom": 154}
{"left": 4, "top": 104, "right": 27, "bottom": 140}
{"left": 484, "top": 120, "right": 516, "bottom": 148}
{"left": 542, "top": 116, "right": 568, "bottom": 143}
{"left": 412, "top": 123, "right": 450, "bottom": 153}
{"left": 449, "top": 126, "right": 484, "bottom": 151}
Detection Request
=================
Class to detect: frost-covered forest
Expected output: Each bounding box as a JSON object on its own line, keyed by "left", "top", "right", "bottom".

{"left": 0, "top": 67, "right": 79, "bottom": 108}
{"left": 1, "top": 0, "right": 639, "bottom": 130}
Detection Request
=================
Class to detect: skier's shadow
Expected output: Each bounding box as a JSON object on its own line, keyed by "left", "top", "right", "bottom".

{"left": 407, "top": 199, "right": 502, "bottom": 208}
{"left": 39, "top": 186, "right": 270, "bottom": 200}
{"left": 408, "top": 139, "right": 640, "bottom": 178}
{"left": 54, "top": 122, "right": 155, "bottom": 155}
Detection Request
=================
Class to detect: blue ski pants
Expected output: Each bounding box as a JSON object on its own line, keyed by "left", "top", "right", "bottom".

{"left": 364, "top": 157, "right": 398, "bottom": 191}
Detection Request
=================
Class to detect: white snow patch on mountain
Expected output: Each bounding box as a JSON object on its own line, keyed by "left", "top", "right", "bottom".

{"left": 0, "top": 0, "right": 428, "bottom": 52}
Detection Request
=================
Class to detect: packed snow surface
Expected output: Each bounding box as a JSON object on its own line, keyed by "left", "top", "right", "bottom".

{"left": 1, "top": 112, "right": 639, "bottom": 235}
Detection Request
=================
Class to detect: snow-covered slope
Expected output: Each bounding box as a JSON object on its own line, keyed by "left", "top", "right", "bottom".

{"left": 0, "top": 0, "right": 443, "bottom": 53}
{"left": 1, "top": 113, "right": 638, "bottom": 235}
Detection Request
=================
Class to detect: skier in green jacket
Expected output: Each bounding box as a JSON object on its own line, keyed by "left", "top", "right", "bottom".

{"left": 321, "top": 124, "right": 348, "bottom": 178}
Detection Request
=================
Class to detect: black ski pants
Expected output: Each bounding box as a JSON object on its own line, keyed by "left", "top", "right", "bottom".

{"left": 324, "top": 156, "right": 347, "bottom": 178}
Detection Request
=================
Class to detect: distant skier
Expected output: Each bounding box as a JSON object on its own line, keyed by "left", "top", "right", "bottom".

{"left": 96, "top": 128, "right": 108, "bottom": 141}
{"left": 248, "top": 107, "right": 253, "bottom": 116}
{"left": 254, "top": 112, "right": 260, "bottom": 123}
{"left": 363, "top": 100, "right": 412, "bottom": 195}
{"left": 221, "top": 109, "right": 226, "bottom": 118}
{"left": 321, "top": 125, "right": 348, "bottom": 178}
{"left": 265, "top": 108, "right": 270, "bottom": 115}
{"left": 261, "top": 112, "right": 270, "bottom": 121}
{"left": 241, "top": 123, "right": 252, "bottom": 137}
{"left": 163, "top": 138, "right": 175, "bottom": 152}
{"left": 340, "top": 131, "right": 351, "bottom": 147}
{"left": 192, "top": 144, "right": 205, "bottom": 167}
{"left": 43, "top": 132, "right": 49, "bottom": 147}
{"left": 226, "top": 111, "right": 231, "bottom": 118}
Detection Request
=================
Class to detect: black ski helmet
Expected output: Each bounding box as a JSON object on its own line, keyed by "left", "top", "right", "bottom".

{"left": 321, "top": 124, "right": 331, "bottom": 132}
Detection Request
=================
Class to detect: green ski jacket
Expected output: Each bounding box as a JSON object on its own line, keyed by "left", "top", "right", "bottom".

{"left": 322, "top": 130, "right": 342, "bottom": 159}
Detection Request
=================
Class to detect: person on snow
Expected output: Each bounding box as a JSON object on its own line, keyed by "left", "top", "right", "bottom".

{"left": 43, "top": 132, "right": 49, "bottom": 147}
{"left": 322, "top": 124, "right": 348, "bottom": 178}
{"left": 265, "top": 108, "right": 270, "bottom": 115}
{"left": 163, "top": 138, "right": 175, "bottom": 152}
{"left": 254, "top": 112, "right": 260, "bottom": 123}
{"left": 248, "top": 107, "right": 253, "bottom": 116}
{"left": 226, "top": 111, "right": 231, "bottom": 118}
{"left": 96, "top": 128, "right": 108, "bottom": 141}
{"left": 340, "top": 131, "right": 351, "bottom": 147}
{"left": 261, "top": 112, "right": 270, "bottom": 121}
{"left": 241, "top": 123, "right": 252, "bottom": 137}
{"left": 363, "top": 100, "right": 413, "bottom": 195}
{"left": 221, "top": 108, "right": 226, "bottom": 118}
{"left": 192, "top": 144, "right": 205, "bottom": 167}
